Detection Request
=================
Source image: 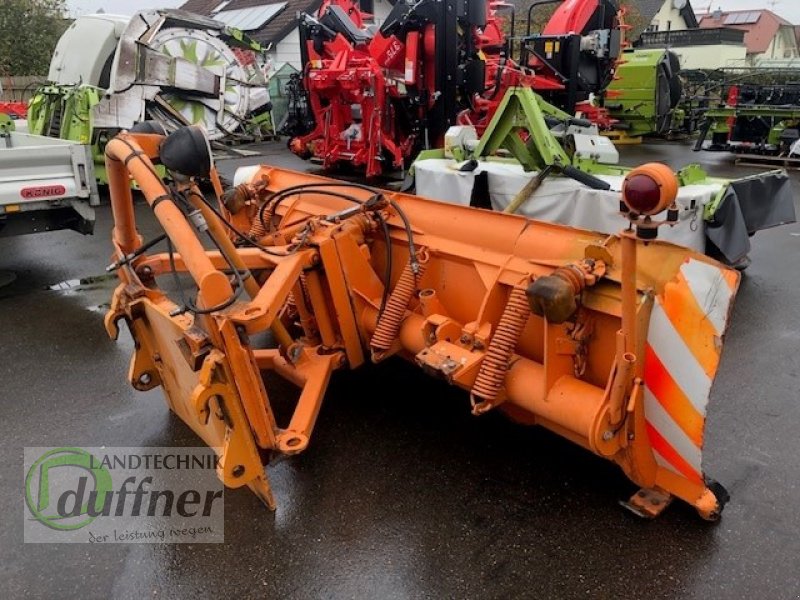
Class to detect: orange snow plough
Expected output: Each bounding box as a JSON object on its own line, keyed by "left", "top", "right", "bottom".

{"left": 105, "top": 126, "right": 739, "bottom": 519}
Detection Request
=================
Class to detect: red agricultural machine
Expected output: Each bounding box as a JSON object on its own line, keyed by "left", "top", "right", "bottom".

{"left": 284, "top": 0, "right": 624, "bottom": 177}
{"left": 0, "top": 101, "right": 27, "bottom": 120}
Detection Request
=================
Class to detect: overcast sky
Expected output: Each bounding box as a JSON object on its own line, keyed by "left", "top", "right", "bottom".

{"left": 65, "top": 0, "right": 800, "bottom": 22}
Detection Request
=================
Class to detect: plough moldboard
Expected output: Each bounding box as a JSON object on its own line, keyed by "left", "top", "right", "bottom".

{"left": 104, "top": 126, "right": 740, "bottom": 520}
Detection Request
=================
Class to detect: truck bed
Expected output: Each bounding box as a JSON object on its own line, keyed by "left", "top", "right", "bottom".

{"left": 0, "top": 130, "right": 99, "bottom": 237}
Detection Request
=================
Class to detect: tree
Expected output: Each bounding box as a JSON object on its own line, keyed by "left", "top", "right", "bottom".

{"left": 0, "top": 0, "right": 69, "bottom": 76}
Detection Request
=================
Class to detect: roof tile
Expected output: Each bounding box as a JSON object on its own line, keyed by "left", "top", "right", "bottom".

{"left": 180, "top": 0, "right": 323, "bottom": 44}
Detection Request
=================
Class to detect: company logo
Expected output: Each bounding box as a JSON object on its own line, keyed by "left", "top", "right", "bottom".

{"left": 25, "top": 447, "right": 112, "bottom": 531}
{"left": 20, "top": 185, "right": 66, "bottom": 199}
{"left": 24, "top": 447, "right": 224, "bottom": 543}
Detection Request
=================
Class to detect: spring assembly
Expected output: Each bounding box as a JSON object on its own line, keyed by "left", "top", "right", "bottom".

{"left": 370, "top": 253, "right": 428, "bottom": 362}
{"left": 223, "top": 183, "right": 257, "bottom": 214}
{"left": 551, "top": 263, "right": 591, "bottom": 294}
{"left": 470, "top": 286, "right": 531, "bottom": 414}
{"left": 526, "top": 259, "right": 605, "bottom": 324}
{"left": 248, "top": 212, "right": 269, "bottom": 240}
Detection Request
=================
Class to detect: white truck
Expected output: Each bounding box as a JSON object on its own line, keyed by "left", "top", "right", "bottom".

{"left": 0, "top": 115, "right": 98, "bottom": 237}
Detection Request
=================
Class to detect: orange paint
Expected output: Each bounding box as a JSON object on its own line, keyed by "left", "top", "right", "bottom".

{"left": 644, "top": 344, "right": 705, "bottom": 448}
{"left": 102, "top": 131, "right": 740, "bottom": 519}
{"left": 660, "top": 274, "right": 721, "bottom": 378}
{"left": 645, "top": 422, "right": 703, "bottom": 485}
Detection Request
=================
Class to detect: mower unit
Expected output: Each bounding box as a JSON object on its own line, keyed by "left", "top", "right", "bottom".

{"left": 413, "top": 87, "right": 797, "bottom": 267}
{"left": 106, "top": 125, "right": 742, "bottom": 520}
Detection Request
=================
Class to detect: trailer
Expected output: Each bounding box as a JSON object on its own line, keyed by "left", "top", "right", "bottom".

{"left": 0, "top": 115, "right": 98, "bottom": 237}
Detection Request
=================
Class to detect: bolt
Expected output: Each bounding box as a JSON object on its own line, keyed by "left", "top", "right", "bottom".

{"left": 602, "top": 430, "right": 614, "bottom": 441}
{"left": 138, "top": 372, "right": 152, "bottom": 386}
{"left": 460, "top": 334, "right": 471, "bottom": 344}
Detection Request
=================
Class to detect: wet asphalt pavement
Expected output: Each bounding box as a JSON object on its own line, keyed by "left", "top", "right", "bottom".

{"left": 1, "top": 141, "right": 799, "bottom": 599}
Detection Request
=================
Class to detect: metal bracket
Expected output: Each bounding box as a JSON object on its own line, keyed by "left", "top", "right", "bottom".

{"left": 621, "top": 487, "right": 674, "bottom": 519}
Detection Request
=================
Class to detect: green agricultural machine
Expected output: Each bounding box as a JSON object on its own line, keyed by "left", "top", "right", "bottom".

{"left": 29, "top": 9, "right": 274, "bottom": 184}
{"left": 605, "top": 48, "right": 683, "bottom": 138}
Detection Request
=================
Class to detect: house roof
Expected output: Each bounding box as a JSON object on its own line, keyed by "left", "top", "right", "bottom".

{"left": 633, "top": 0, "right": 699, "bottom": 36}
{"left": 699, "top": 9, "right": 791, "bottom": 54}
{"left": 635, "top": 0, "right": 665, "bottom": 25}
{"left": 180, "top": 0, "right": 322, "bottom": 45}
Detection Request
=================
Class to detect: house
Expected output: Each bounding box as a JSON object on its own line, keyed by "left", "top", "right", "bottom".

{"left": 179, "top": 0, "right": 397, "bottom": 69}
{"left": 698, "top": 9, "right": 799, "bottom": 65}
{"left": 634, "top": 1, "right": 747, "bottom": 69}
{"left": 637, "top": 0, "right": 699, "bottom": 35}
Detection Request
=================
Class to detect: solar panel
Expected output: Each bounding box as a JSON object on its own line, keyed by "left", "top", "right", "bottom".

{"left": 743, "top": 12, "right": 761, "bottom": 24}
{"left": 214, "top": 2, "right": 287, "bottom": 31}
{"left": 723, "top": 11, "right": 761, "bottom": 25}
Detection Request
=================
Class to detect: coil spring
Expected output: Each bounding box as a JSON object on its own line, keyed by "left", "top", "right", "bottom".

{"left": 299, "top": 272, "right": 310, "bottom": 305}
{"left": 471, "top": 286, "right": 530, "bottom": 412}
{"left": 286, "top": 291, "right": 297, "bottom": 313}
{"left": 370, "top": 256, "right": 428, "bottom": 361}
{"left": 285, "top": 272, "right": 311, "bottom": 314}
{"left": 248, "top": 208, "right": 269, "bottom": 240}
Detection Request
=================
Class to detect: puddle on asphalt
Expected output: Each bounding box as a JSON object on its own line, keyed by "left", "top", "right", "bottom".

{"left": 47, "top": 274, "right": 116, "bottom": 292}
{"left": 87, "top": 303, "right": 111, "bottom": 314}
{"left": 45, "top": 275, "right": 118, "bottom": 313}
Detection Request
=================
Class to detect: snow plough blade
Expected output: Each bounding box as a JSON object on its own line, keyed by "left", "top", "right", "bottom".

{"left": 104, "top": 128, "right": 739, "bottom": 519}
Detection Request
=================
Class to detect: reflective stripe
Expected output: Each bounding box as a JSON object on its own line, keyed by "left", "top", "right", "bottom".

{"left": 661, "top": 274, "right": 721, "bottom": 377}
{"left": 644, "top": 389, "right": 702, "bottom": 470}
{"left": 644, "top": 345, "right": 705, "bottom": 447}
{"left": 645, "top": 421, "right": 703, "bottom": 484}
{"left": 680, "top": 259, "right": 734, "bottom": 336}
{"left": 643, "top": 259, "right": 738, "bottom": 485}
{"left": 647, "top": 302, "right": 712, "bottom": 415}
{"left": 652, "top": 448, "right": 681, "bottom": 477}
